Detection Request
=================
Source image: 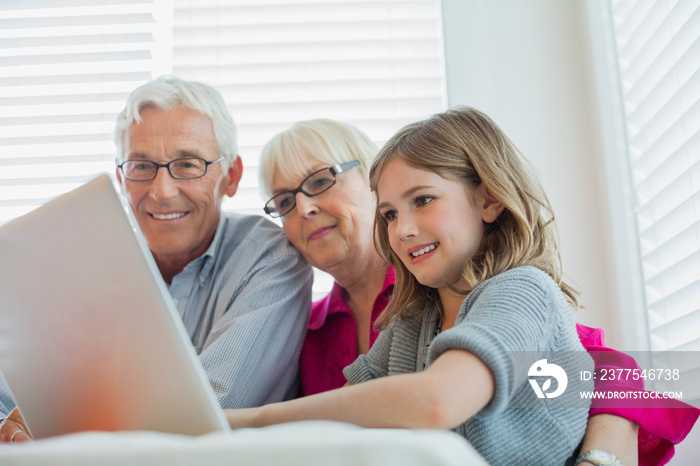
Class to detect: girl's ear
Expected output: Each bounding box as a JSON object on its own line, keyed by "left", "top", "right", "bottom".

{"left": 479, "top": 185, "right": 505, "bottom": 224}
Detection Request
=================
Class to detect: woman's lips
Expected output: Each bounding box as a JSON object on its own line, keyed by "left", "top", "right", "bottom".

{"left": 309, "top": 225, "right": 335, "bottom": 241}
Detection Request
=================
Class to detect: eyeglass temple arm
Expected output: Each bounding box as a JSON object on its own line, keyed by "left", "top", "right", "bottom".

{"left": 330, "top": 160, "right": 361, "bottom": 175}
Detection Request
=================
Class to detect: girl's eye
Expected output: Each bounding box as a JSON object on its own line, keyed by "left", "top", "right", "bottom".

{"left": 381, "top": 210, "right": 397, "bottom": 221}
{"left": 415, "top": 196, "right": 434, "bottom": 207}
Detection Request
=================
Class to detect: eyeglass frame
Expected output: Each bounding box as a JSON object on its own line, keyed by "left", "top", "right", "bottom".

{"left": 263, "top": 160, "right": 361, "bottom": 218}
{"left": 116, "top": 156, "right": 226, "bottom": 181}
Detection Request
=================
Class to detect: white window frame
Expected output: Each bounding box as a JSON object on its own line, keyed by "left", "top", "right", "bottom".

{"left": 586, "top": 0, "right": 651, "bottom": 352}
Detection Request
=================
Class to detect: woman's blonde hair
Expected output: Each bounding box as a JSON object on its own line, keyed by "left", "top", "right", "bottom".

{"left": 258, "top": 119, "right": 378, "bottom": 200}
{"left": 370, "top": 106, "right": 579, "bottom": 329}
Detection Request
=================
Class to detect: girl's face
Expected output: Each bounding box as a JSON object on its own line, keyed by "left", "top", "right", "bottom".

{"left": 376, "top": 158, "right": 492, "bottom": 292}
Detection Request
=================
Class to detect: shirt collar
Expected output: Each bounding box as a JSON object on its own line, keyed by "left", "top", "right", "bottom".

{"left": 309, "top": 265, "right": 395, "bottom": 330}
{"left": 193, "top": 215, "right": 227, "bottom": 283}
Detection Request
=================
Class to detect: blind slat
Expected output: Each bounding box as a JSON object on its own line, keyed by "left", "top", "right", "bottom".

{"left": 0, "top": 13, "right": 153, "bottom": 30}
{"left": 634, "top": 128, "right": 700, "bottom": 199}
{"left": 0, "top": 113, "right": 119, "bottom": 126}
{"left": 0, "top": 50, "right": 153, "bottom": 67}
{"left": 629, "top": 96, "right": 700, "bottom": 162}
{"left": 0, "top": 33, "right": 154, "bottom": 49}
{"left": 626, "top": 42, "right": 700, "bottom": 129}
{"left": 0, "top": 133, "right": 114, "bottom": 146}
{"left": 649, "top": 307, "right": 700, "bottom": 350}
{"left": 0, "top": 154, "right": 116, "bottom": 166}
{"left": 648, "top": 279, "right": 700, "bottom": 326}
{"left": 0, "top": 72, "right": 151, "bottom": 87}
{"left": 0, "top": 0, "right": 151, "bottom": 10}
{"left": 623, "top": 5, "right": 699, "bottom": 108}
{"left": 637, "top": 166, "right": 700, "bottom": 234}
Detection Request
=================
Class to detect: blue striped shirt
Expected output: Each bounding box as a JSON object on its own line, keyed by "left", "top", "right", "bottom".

{"left": 169, "top": 212, "right": 312, "bottom": 408}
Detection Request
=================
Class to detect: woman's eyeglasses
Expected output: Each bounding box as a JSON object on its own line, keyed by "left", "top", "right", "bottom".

{"left": 264, "top": 160, "right": 360, "bottom": 218}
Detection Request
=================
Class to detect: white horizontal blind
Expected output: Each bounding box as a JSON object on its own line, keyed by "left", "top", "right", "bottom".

{"left": 0, "top": 0, "right": 446, "bottom": 222}
{"left": 0, "top": 0, "right": 170, "bottom": 224}
{"left": 609, "top": 0, "right": 700, "bottom": 353}
{"left": 171, "top": 0, "right": 447, "bottom": 299}
{"left": 1, "top": 1, "right": 446, "bottom": 300}
{"left": 171, "top": 0, "right": 447, "bottom": 217}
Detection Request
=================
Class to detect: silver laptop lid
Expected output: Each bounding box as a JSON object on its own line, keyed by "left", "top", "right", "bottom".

{"left": 0, "top": 175, "right": 229, "bottom": 438}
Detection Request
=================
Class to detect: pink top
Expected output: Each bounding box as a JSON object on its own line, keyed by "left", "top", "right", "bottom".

{"left": 577, "top": 324, "right": 699, "bottom": 466}
{"left": 300, "top": 268, "right": 699, "bottom": 465}
{"left": 299, "top": 266, "right": 394, "bottom": 396}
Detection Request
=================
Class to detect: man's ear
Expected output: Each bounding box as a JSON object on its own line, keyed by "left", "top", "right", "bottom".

{"left": 480, "top": 185, "right": 505, "bottom": 224}
{"left": 115, "top": 165, "right": 127, "bottom": 189}
{"left": 223, "top": 156, "right": 244, "bottom": 198}
{"left": 115, "top": 166, "right": 129, "bottom": 196}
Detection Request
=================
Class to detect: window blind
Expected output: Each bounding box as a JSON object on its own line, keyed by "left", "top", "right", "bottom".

{"left": 609, "top": 0, "right": 700, "bottom": 353}
{"left": 172, "top": 0, "right": 446, "bottom": 216}
{"left": 1, "top": 0, "right": 447, "bottom": 299}
{"left": 0, "top": 0, "right": 166, "bottom": 224}
{"left": 171, "top": 0, "right": 447, "bottom": 297}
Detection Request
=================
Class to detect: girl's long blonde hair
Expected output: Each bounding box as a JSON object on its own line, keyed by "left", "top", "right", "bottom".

{"left": 370, "top": 106, "right": 579, "bottom": 330}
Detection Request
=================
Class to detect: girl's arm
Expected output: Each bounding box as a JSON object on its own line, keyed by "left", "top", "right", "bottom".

{"left": 576, "top": 326, "right": 638, "bottom": 465}
{"left": 578, "top": 414, "right": 638, "bottom": 466}
{"left": 226, "top": 349, "right": 494, "bottom": 429}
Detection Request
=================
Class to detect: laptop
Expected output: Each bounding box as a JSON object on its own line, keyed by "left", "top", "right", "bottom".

{"left": 0, "top": 174, "right": 230, "bottom": 439}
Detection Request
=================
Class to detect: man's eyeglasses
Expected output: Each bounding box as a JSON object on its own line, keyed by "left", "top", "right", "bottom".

{"left": 117, "top": 157, "right": 225, "bottom": 181}
{"left": 264, "top": 160, "right": 361, "bottom": 218}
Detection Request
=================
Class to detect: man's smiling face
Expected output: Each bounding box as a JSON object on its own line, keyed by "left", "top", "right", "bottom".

{"left": 118, "top": 105, "right": 237, "bottom": 270}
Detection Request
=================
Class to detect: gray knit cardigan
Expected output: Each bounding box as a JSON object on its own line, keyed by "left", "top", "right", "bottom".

{"left": 344, "top": 266, "right": 594, "bottom": 466}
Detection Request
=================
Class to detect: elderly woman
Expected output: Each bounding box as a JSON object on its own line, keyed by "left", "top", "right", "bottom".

{"left": 259, "top": 119, "right": 389, "bottom": 396}
{"left": 257, "top": 118, "right": 697, "bottom": 466}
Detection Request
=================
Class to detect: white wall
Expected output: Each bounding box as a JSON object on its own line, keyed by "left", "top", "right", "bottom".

{"left": 441, "top": 0, "right": 623, "bottom": 347}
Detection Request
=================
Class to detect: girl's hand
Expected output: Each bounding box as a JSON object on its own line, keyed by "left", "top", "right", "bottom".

{"left": 0, "top": 408, "right": 32, "bottom": 443}
{"left": 225, "top": 407, "right": 262, "bottom": 429}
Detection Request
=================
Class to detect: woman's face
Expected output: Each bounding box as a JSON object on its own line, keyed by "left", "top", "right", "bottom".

{"left": 271, "top": 160, "right": 376, "bottom": 274}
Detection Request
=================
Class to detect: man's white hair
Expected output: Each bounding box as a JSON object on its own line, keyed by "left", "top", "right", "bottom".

{"left": 113, "top": 76, "right": 238, "bottom": 168}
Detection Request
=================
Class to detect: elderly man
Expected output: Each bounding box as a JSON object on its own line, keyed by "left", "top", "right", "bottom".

{"left": 0, "top": 77, "right": 312, "bottom": 440}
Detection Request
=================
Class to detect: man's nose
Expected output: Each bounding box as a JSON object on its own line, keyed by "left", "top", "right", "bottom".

{"left": 150, "top": 166, "right": 178, "bottom": 200}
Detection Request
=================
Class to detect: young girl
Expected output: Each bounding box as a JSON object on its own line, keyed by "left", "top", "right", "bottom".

{"left": 226, "top": 107, "right": 593, "bottom": 465}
